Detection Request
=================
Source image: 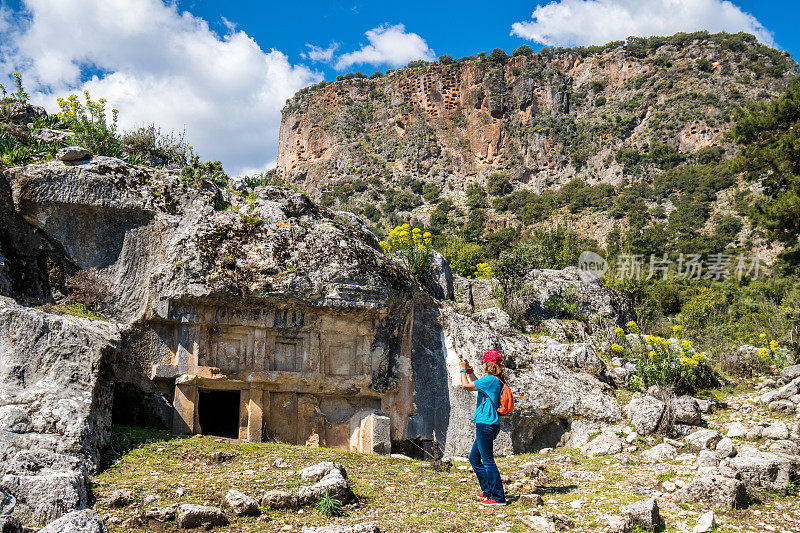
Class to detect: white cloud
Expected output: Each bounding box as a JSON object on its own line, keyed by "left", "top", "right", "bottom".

{"left": 511, "top": 0, "right": 775, "bottom": 48}
{"left": 334, "top": 24, "right": 435, "bottom": 71}
{"left": 0, "top": 0, "right": 321, "bottom": 175}
{"left": 302, "top": 43, "right": 339, "bottom": 63}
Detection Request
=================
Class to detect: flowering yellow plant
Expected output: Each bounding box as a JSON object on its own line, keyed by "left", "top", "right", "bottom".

{"left": 474, "top": 262, "right": 492, "bottom": 279}
{"left": 612, "top": 322, "right": 707, "bottom": 392}
{"left": 380, "top": 223, "right": 433, "bottom": 284}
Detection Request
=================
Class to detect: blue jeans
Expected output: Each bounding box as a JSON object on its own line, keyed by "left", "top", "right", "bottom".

{"left": 469, "top": 423, "right": 505, "bottom": 502}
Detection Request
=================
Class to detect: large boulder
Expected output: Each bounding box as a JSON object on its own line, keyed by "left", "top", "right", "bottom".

{"left": 619, "top": 498, "right": 660, "bottom": 531}
{"left": 673, "top": 396, "right": 703, "bottom": 425}
{"left": 176, "top": 504, "right": 228, "bottom": 529}
{"left": 728, "top": 450, "right": 800, "bottom": 492}
{"left": 38, "top": 509, "right": 107, "bottom": 533}
{"left": 675, "top": 475, "right": 746, "bottom": 509}
{"left": 624, "top": 394, "right": 666, "bottom": 435}
{"left": 780, "top": 364, "right": 800, "bottom": 384}
{"left": 298, "top": 467, "right": 350, "bottom": 506}
{"left": 0, "top": 301, "right": 121, "bottom": 525}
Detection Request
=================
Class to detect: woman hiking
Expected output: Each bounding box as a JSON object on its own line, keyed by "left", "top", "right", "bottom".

{"left": 459, "top": 349, "right": 507, "bottom": 506}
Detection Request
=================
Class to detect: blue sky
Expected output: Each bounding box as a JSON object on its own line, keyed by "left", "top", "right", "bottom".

{"left": 0, "top": 0, "right": 798, "bottom": 174}
{"left": 185, "top": 0, "right": 800, "bottom": 79}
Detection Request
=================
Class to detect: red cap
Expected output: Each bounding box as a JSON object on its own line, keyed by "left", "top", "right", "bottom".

{"left": 482, "top": 349, "right": 503, "bottom": 365}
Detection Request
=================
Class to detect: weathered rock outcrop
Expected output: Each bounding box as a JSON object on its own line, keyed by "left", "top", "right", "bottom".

{"left": 0, "top": 156, "right": 624, "bottom": 525}
{"left": 0, "top": 299, "right": 121, "bottom": 525}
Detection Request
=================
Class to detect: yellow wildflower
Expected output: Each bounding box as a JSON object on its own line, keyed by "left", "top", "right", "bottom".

{"left": 769, "top": 340, "right": 779, "bottom": 351}
{"left": 672, "top": 325, "right": 683, "bottom": 338}
{"left": 612, "top": 343, "right": 624, "bottom": 354}
{"left": 680, "top": 357, "right": 693, "bottom": 367}
{"left": 627, "top": 321, "right": 641, "bottom": 334}
{"left": 615, "top": 327, "right": 625, "bottom": 340}
{"left": 692, "top": 352, "right": 706, "bottom": 363}
{"left": 649, "top": 350, "right": 657, "bottom": 361}
{"left": 759, "top": 333, "right": 767, "bottom": 339}
{"left": 757, "top": 347, "right": 769, "bottom": 359}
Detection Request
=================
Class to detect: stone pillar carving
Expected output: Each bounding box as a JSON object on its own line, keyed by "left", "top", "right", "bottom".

{"left": 247, "top": 386, "right": 263, "bottom": 442}
{"left": 238, "top": 388, "right": 250, "bottom": 440}
{"left": 172, "top": 378, "right": 197, "bottom": 435}
{"left": 349, "top": 410, "right": 391, "bottom": 455}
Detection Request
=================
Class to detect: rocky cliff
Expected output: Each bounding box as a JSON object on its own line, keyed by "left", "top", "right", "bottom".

{"left": 277, "top": 32, "right": 798, "bottom": 247}
{"left": 0, "top": 149, "right": 624, "bottom": 527}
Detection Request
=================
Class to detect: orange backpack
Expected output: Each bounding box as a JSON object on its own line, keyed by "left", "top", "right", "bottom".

{"left": 489, "top": 379, "right": 514, "bottom": 415}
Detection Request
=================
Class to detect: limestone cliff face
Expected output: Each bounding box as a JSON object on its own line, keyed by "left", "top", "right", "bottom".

{"left": 277, "top": 33, "right": 798, "bottom": 245}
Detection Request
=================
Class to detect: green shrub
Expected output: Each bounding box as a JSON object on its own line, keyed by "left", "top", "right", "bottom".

{"left": 180, "top": 156, "right": 228, "bottom": 187}
{"left": 512, "top": 45, "right": 533, "bottom": 57}
{"left": 466, "top": 184, "right": 488, "bottom": 208}
{"left": 616, "top": 147, "right": 642, "bottom": 169}
{"left": 442, "top": 239, "right": 486, "bottom": 278}
{"left": 486, "top": 173, "right": 512, "bottom": 196}
{"left": 594, "top": 96, "right": 607, "bottom": 107}
{"left": 122, "top": 124, "right": 192, "bottom": 168}
{"left": 315, "top": 491, "right": 344, "bottom": 517}
{"left": 488, "top": 48, "right": 509, "bottom": 65}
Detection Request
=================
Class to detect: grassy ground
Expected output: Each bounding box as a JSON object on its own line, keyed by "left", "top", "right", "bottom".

{"left": 94, "top": 381, "right": 799, "bottom": 532}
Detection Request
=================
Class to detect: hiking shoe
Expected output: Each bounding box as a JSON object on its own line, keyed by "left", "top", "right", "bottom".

{"left": 476, "top": 492, "right": 484, "bottom": 499}
{"left": 480, "top": 498, "right": 507, "bottom": 506}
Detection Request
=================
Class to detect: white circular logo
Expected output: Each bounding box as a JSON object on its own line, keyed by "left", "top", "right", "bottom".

{"left": 578, "top": 251, "right": 608, "bottom": 279}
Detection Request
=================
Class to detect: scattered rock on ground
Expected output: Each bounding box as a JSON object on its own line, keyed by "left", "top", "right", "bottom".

{"left": 693, "top": 511, "right": 717, "bottom": 533}
{"left": 176, "top": 504, "right": 229, "bottom": 529}
{"left": 697, "top": 450, "right": 720, "bottom": 469}
{"left": 580, "top": 430, "right": 625, "bottom": 456}
{"left": 675, "top": 475, "right": 745, "bottom": 509}
{"left": 0, "top": 491, "right": 14, "bottom": 515}
{"left": 728, "top": 450, "right": 800, "bottom": 492}
{"left": 641, "top": 443, "right": 676, "bottom": 463}
{"left": 674, "top": 396, "right": 703, "bottom": 425}
{"left": 685, "top": 429, "right": 722, "bottom": 450}
{"left": 726, "top": 422, "right": 746, "bottom": 438}
{"left": 519, "top": 494, "right": 544, "bottom": 507}
{"left": 144, "top": 506, "right": 176, "bottom": 522}
{"left": 780, "top": 364, "right": 800, "bottom": 383}
{"left": 261, "top": 490, "right": 298, "bottom": 510}
{"left": 301, "top": 524, "right": 380, "bottom": 533}
{"left": 715, "top": 437, "right": 737, "bottom": 459}
{"left": 38, "top": 510, "right": 107, "bottom": 533}
{"left": 106, "top": 489, "right": 135, "bottom": 508}
{"left": 55, "top": 146, "right": 92, "bottom": 162}
{"left": 768, "top": 440, "right": 800, "bottom": 455}
{"left": 619, "top": 497, "right": 660, "bottom": 531}
{"left": 225, "top": 489, "right": 259, "bottom": 516}
{"left": 762, "top": 421, "right": 790, "bottom": 440}
{"left": 299, "top": 466, "right": 350, "bottom": 506}
{"left": 522, "top": 464, "right": 550, "bottom": 485}
{"left": 210, "top": 451, "right": 235, "bottom": 463}
{"left": 299, "top": 461, "right": 347, "bottom": 483}
{"left": 521, "top": 514, "right": 557, "bottom": 532}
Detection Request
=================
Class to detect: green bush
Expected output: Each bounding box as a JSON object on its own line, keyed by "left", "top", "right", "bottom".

{"left": 442, "top": 239, "right": 486, "bottom": 278}
{"left": 466, "top": 184, "right": 488, "bottom": 208}
{"left": 488, "top": 48, "right": 509, "bottom": 65}
{"left": 380, "top": 223, "right": 433, "bottom": 284}
{"left": 180, "top": 156, "right": 228, "bottom": 187}
{"left": 512, "top": 45, "right": 533, "bottom": 57}
{"left": 122, "top": 124, "right": 192, "bottom": 168}
{"left": 486, "top": 173, "right": 512, "bottom": 196}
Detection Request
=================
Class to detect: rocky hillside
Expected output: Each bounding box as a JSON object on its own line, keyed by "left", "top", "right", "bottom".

{"left": 277, "top": 32, "right": 797, "bottom": 250}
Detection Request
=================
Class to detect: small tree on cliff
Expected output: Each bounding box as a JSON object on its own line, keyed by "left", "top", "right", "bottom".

{"left": 731, "top": 78, "right": 800, "bottom": 274}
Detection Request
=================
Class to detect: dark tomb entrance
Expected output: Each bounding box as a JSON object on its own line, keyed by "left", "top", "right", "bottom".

{"left": 198, "top": 390, "right": 240, "bottom": 439}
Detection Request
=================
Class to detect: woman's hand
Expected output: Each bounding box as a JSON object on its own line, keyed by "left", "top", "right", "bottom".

{"left": 459, "top": 359, "right": 468, "bottom": 370}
